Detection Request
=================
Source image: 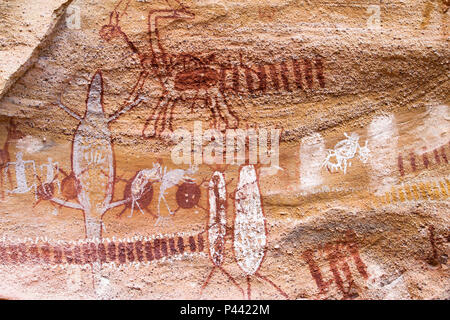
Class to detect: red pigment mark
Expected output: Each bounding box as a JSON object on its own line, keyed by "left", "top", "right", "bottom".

{"left": 245, "top": 67, "right": 255, "bottom": 93}
{"left": 257, "top": 64, "right": 267, "bottom": 93}
{"left": 153, "top": 239, "right": 161, "bottom": 260}
{"left": 118, "top": 243, "right": 126, "bottom": 264}
{"left": 302, "top": 249, "right": 329, "bottom": 294}
{"left": 160, "top": 239, "right": 168, "bottom": 257}
{"left": 126, "top": 242, "right": 135, "bottom": 262}
{"left": 410, "top": 153, "right": 417, "bottom": 171}
{"left": 64, "top": 245, "right": 73, "bottom": 264}
{"left": 398, "top": 155, "right": 405, "bottom": 176}
{"left": 74, "top": 245, "right": 82, "bottom": 264}
{"left": 30, "top": 244, "right": 40, "bottom": 263}
{"left": 315, "top": 58, "right": 325, "bottom": 88}
{"left": 302, "top": 230, "right": 368, "bottom": 299}
{"left": 145, "top": 241, "right": 154, "bottom": 261}
{"left": 9, "top": 245, "right": 18, "bottom": 264}
{"left": 441, "top": 147, "right": 448, "bottom": 163}
{"left": 325, "top": 244, "right": 355, "bottom": 299}
{"left": 434, "top": 149, "right": 441, "bottom": 165}
{"left": 135, "top": 241, "right": 144, "bottom": 262}
{"left": 0, "top": 246, "right": 7, "bottom": 264}
{"left": 108, "top": 242, "right": 116, "bottom": 262}
{"left": 304, "top": 58, "right": 313, "bottom": 89}
{"left": 41, "top": 243, "right": 51, "bottom": 264}
{"left": 177, "top": 237, "right": 185, "bottom": 254}
{"left": 423, "top": 153, "right": 430, "bottom": 168}
{"left": 198, "top": 234, "right": 204, "bottom": 252}
{"left": 53, "top": 245, "right": 62, "bottom": 264}
{"left": 219, "top": 66, "right": 229, "bottom": 93}
{"left": 189, "top": 236, "right": 196, "bottom": 252}
{"left": 89, "top": 243, "right": 98, "bottom": 264}
{"left": 169, "top": 238, "right": 177, "bottom": 255}
{"left": 98, "top": 243, "right": 107, "bottom": 263}
{"left": 83, "top": 243, "right": 92, "bottom": 264}
{"left": 427, "top": 225, "right": 440, "bottom": 266}
{"left": 269, "top": 64, "right": 280, "bottom": 91}
{"left": 280, "top": 61, "right": 291, "bottom": 92}
{"left": 175, "top": 180, "right": 202, "bottom": 211}
{"left": 292, "top": 59, "right": 303, "bottom": 89}
{"left": 18, "top": 244, "right": 28, "bottom": 264}
{"left": 345, "top": 231, "right": 368, "bottom": 279}
{"left": 233, "top": 66, "right": 240, "bottom": 93}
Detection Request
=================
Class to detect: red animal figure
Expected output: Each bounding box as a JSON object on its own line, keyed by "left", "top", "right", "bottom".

{"left": 116, "top": 170, "right": 156, "bottom": 218}
{"left": 34, "top": 174, "right": 57, "bottom": 205}
{"left": 101, "top": 1, "right": 325, "bottom": 138}
{"left": 57, "top": 168, "right": 82, "bottom": 202}
{"left": 233, "top": 165, "right": 288, "bottom": 299}
{"left": 0, "top": 119, "right": 24, "bottom": 199}
{"left": 101, "top": 1, "right": 325, "bottom": 139}
{"left": 100, "top": 0, "right": 240, "bottom": 138}
{"left": 173, "top": 178, "right": 208, "bottom": 214}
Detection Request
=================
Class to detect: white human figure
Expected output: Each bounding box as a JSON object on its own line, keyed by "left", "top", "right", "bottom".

{"left": 40, "top": 157, "right": 60, "bottom": 191}
{"left": 155, "top": 164, "right": 198, "bottom": 226}
{"left": 4, "top": 152, "right": 37, "bottom": 196}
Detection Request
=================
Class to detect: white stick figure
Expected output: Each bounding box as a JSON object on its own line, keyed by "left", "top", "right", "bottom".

{"left": 4, "top": 152, "right": 37, "bottom": 196}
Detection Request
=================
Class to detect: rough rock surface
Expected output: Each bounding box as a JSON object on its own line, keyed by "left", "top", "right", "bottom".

{"left": 0, "top": 0, "right": 448, "bottom": 300}
{"left": 0, "top": 0, "right": 73, "bottom": 101}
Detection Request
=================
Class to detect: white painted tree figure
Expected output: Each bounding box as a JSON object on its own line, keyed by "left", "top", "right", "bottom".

{"left": 50, "top": 70, "right": 144, "bottom": 240}
{"left": 322, "top": 132, "right": 370, "bottom": 174}
{"left": 4, "top": 152, "right": 37, "bottom": 196}
{"left": 39, "top": 70, "right": 144, "bottom": 295}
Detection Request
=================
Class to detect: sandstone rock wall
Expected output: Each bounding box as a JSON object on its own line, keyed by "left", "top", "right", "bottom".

{"left": 0, "top": 0, "right": 448, "bottom": 299}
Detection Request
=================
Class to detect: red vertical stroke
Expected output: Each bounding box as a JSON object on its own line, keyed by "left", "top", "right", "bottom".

{"left": 189, "top": 236, "right": 197, "bottom": 253}
{"left": 268, "top": 64, "right": 280, "bottom": 91}
{"left": 177, "top": 236, "right": 185, "bottom": 254}
{"left": 302, "top": 249, "right": 328, "bottom": 294}
{"left": 135, "top": 241, "right": 144, "bottom": 262}
{"left": 145, "top": 241, "right": 154, "bottom": 261}
{"left": 292, "top": 59, "right": 303, "bottom": 89}
{"left": 280, "top": 61, "right": 291, "bottom": 92}
{"left": 315, "top": 57, "right": 325, "bottom": 88}
{"left": 304, "top": 58, "right": 313, "bottom": 89}
{"left": 398, "top": 155, "right": 405, "bottom": 176}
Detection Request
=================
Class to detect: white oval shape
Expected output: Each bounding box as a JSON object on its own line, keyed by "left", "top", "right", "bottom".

{"left": 233, "top": 165, "right": 266, "bottom": 275}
